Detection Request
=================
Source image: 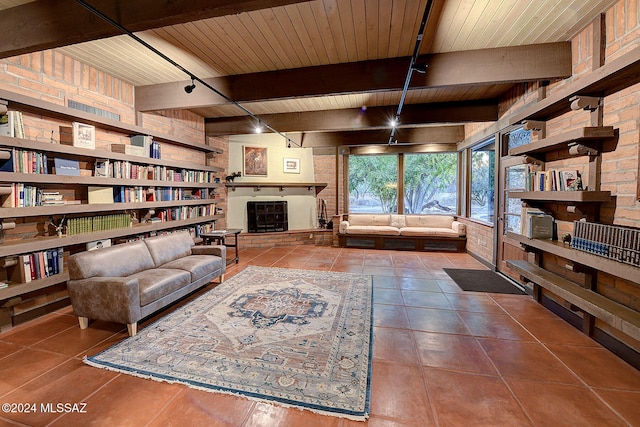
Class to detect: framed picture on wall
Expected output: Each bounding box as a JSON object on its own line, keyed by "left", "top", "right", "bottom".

{"left": 243, "top": 146, "right": 267, "bottom": 176}
{"left": 283, "top": 157, "right": 300, "bottom": 174}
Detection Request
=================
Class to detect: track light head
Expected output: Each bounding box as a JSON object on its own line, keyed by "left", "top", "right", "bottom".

{"left": 412, "top": 63, "right": 428, "bottom": 74}
{"left": 184, "top": 79, "right": 196, "bottom": 94}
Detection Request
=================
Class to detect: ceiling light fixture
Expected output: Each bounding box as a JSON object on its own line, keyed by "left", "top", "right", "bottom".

{"left": 74, "top": 0, "right": 301, "bottom": 148}
{"left": 184, "top": 78, "right": 196, "bottom": 94}
{"left": 388, "top": 0, "right": 434, "bottom": 145}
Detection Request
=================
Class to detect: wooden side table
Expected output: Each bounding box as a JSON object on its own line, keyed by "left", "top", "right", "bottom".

{"left": 201, "top": 229, "right": 242, "bottom": 265}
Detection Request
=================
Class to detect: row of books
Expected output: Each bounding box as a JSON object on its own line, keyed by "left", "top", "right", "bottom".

{"left": 66, "top": 213, "right": 131, "bottom": 236}
{"left": 98, "top": 160, "right": 216, "bottom": 183}
{"left": 152, "top": 204, "right": 217, "bottom": 222}
{"left": 0, "top": 185, "right": 78, "bottom": 208}
{"left": 572, "top": 220, "right": 640, "bottom": 267}
{"left": 2, "top": 148, "right": 49, "bottom": 174}
{"left": 114, "top": 186, "right": 212, "bottom": 203}
{"left": 525, "top": 168, "right": 583, "bottom": 192}
{"left": 0, "top": 111, "right": 25, "bottom": 139}
{"left": 12, "top": 248, "right": 64, "bottom": 284}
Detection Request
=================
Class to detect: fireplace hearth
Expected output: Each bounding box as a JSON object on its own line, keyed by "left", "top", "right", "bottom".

{"left": 247, "top": 201, "right": 288, "bottom": 233}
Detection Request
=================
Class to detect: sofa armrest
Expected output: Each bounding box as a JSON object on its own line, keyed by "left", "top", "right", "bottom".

{"left": 67, "top": 277, "right": 141, "bottom": 324}
{"left": 452, "top": 221, "right": 466, "bottom": 236}
{"left": 192, "top": 244, "right": 226, "bottom": 259}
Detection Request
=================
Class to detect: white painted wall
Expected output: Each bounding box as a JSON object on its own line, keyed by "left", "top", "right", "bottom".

{"left": 226, "top": 134, "right": 318, "bottom": 231}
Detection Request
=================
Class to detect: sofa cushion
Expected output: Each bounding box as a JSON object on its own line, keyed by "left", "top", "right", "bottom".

{"left": 161, "top": 255, "right": 223, "bottom": 281}
{"left": 346, "top": 225, "right": 400, "bottom": 236}
{"left": 399, "top": 227, "right": 460, "bottom": 237}
{"left": 129, "top": 268, "right": 191, "bottom": 306}
{"left": 144, "top": 231, "right": 193, "bottom": 267}
{"left": 390, "top": 214, "right": 406, "bottom": 228}
{"left": 68, "top": 240, "right": 155, "bottom": 280}
{"left": 348, "top": 214, "right": 391, "bottom": 226}
{"left": 405, "top": 215, "right": 454, "bottom": 228}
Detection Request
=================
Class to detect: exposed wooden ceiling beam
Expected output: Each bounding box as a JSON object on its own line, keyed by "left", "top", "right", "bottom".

{"left": 135, "top": 42, "right": 571, "bottom": 112}
{"left": 287, "top": 126, "right": 464, "bottom": 148}
{"left": 0, "top": 0, "right": 311, "bottom": 59}
{"left": 205, "top": 101, "right": 497, "bottom": 135}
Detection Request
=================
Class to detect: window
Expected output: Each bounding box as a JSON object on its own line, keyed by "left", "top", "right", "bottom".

{"left": 470, "top": 138, "right": 495, "bottom": 223}
{"left": 403, "top": 153, "right": 457, "bottom": 214}
{"left": 348, "top": 154, "right": 398, "bottom": 213}
{"left": 347, "top": 152, "right": 458, "bottom": 214}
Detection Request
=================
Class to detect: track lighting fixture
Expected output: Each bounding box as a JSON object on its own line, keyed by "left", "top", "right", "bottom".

{"left": 184, "top": 79, "right": 196, "bottom": 94}
{"left": 411, "top": 63, "right": 428, "bottom": 74}
{"left": 73, "top": 0, "right": 302, "bottom": 147}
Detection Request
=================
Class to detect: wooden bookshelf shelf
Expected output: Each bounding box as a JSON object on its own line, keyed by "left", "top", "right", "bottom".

{"left": 508, "top": 190, "right": 612, "bottom": 203}
{"left": 0, "top": 271, "right": 70, "bottom": 301}
{"left": 0, "top": 135, "right": 224, "bottom": 173}
{"left": 0, "top": 198, "right": 224, "bottom": 219}
{"left": 0, "top": 89, "right": 223, "bottom": 154}
{"left": 0, "top": 172, "right": 223, "bottom": 189}
{"left": 506, "top": 232, "right": 640, "bottom": 285}
{"left": 508, "top": 126, "right": 617, "bottom": 158}
{"left": 0, "top": 214, "right": 223, "bottom": 257}
{"left": 509, "top": 46, "right": 640, "bottom": 124}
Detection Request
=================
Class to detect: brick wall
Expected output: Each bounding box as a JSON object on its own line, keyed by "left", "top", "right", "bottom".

{"left": 465, "top": 0, "right": 640, "bottom": 351}
{"left": 313, "top": 151, "right": 338, "bottom": 219}
{"left": 239, "top": 230, "right": 332, "bottom": 249}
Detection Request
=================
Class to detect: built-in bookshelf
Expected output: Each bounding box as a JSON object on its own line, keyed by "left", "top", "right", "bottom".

{"left": 0, "top": 89, "right": 226, "bottom": 327}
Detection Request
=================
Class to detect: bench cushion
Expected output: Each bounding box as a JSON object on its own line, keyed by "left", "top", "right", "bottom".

{"left": 346, "top": 225, "right": 401, "bottom": 236}
{"left": 399, "top": 227, "right": 460, "bottom": 237}
{"left": 348, "top": 214, "right": 391, "bottom": 226}
{"left": 405, "top": 215, "right": 454, "bottom": 228}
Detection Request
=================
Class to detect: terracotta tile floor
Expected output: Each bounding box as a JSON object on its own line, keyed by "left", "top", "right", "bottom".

{"left": 1, "top": 245, "right": 639, "bottom": 426}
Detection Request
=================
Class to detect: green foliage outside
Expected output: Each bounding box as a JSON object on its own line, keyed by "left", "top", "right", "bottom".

{"left": 348, "top": 153, "right": 457, "bottom": 214}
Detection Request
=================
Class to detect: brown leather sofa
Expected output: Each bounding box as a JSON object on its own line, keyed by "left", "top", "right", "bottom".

{"left": 67, "top": 231, "right": 226, "bottom": 336}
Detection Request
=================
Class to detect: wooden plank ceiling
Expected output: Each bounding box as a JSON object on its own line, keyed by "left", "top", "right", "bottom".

{"left": 0, "top": 0, "right": 620, "bottom": 146}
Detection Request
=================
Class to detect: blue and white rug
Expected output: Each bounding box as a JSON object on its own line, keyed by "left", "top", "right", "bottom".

{"left": 86, "top": 266, "right": 373, "bottom": 421}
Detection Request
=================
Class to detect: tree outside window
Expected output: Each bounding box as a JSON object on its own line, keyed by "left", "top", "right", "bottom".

{"left": 470, "top": 138, "right": 495, "bottom": 223}
{"left": 403, "top": 153, "right": 457, "bottom": 214}
{"left": 348, "top": 153, "right": 457, "bottom": 214}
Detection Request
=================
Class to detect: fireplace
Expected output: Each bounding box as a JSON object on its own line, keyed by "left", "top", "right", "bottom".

{"left": 247, "top": 201, "right": 288, "bottom": 233}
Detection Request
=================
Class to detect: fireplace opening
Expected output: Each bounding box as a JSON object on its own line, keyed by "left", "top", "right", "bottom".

{"left": 247, "top": 201, "right": 288, "bottom": 233}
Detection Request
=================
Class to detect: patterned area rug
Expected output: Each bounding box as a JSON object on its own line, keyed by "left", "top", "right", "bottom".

{"left": 86, "top": 266, "right": 373, "bottom": 420}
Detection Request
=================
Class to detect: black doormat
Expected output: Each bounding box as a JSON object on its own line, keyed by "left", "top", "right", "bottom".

{"left": 443, "top": 268, "right": 525, "bottom": 295}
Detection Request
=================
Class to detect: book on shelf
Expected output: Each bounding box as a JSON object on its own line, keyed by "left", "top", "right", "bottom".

{"left": 87, "top": 186, "right": 114, "bottom": 204}
{"left": 0, "top": 111, "right": 24, "bottom": 138}
{"left": 72, "top": 122, "right": 95, "bottom": 149}
{"left": 525, "top": 166, "right": 584, "bottom": 192}
{"left": 0, "top": 148, "right": 13, "bottom": 172}
{"left": 130, "top": 135, "right": 152, "bottom": 156}
{"left": 86, "top": 239, "right": 112, "bottom": 251}
{"left": 520, "top": 207, "right": 553, "bottom": 239}
{"left": 111, "top": 143, "right": 146, "bottom": 157}
{"left": 54, "top": 158, "right": 80, "bottom": 176}
{"left": 94, "top": 158, "right": 110, "bottom": 177}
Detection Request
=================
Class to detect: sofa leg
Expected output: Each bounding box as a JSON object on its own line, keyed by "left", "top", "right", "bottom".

{"left": 219, "top": 274, "right": 225, "bottom": 283}
{"left": 127, "top": 323, "right": 137, "bottom": 337}
{"left": 78, "top": 317, "right": 89, "bottom": 329}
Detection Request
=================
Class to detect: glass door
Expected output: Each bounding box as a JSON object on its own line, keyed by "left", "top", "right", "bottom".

{"left": 496, "top": 127, "right": 531, "bottom": 273}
